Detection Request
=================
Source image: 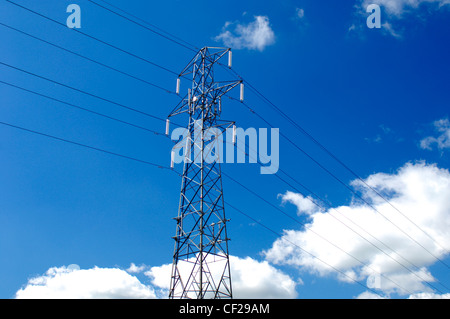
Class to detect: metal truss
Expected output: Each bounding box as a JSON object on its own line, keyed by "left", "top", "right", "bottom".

{"left": 168, "top": 47, "right": 242, "bottom": 299}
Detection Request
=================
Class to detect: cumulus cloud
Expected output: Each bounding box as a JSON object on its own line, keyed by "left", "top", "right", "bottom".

{"left": 126, "top": 263, "right": 147, "bottom": 274}
{"left": 145, "top": 255, "right": 298, "bottom": 299}
{"left": 15, "top": 256, "right": 297, "bottom": 299}
{"left": 408, "top": 292, "right": 450, "bottom": 299}
{"left": 265, "top": 162, "right": 450, "bottom": 297}
{"left": 356, "top": 291, "right": 388, "bottom": 299}
{"left": 420, "top": 118, "right": 450, "bottom": 151}
{"left": 361, "top": 0, "right": 450, "bottom": 16}
{"left": 229, "top": 256, "right": 298, "bottom": 298}
{"left": 15, "top": 265, "right": 157, "bottom": 299}
{"left": 215, "top": 16, "right": 275, "bottom": 51}
{"left": 279, "top": 191, "right": 320, "bottom": 216}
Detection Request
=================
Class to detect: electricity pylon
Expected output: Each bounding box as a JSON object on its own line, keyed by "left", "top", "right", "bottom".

{"left": 167, "top": 47, "right": 243, "bottom": 299}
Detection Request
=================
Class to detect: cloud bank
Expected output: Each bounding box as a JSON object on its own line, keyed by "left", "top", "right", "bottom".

{"left": 145, "top": 255, "right": 297, "bottom": 299}
{"left": 15, "top": 265, "right": 157, "bottom": 299}
{"left": 265, "top": 162, "right": 450, "bottom": 298}
{"left": 15, "top": 160, "right": 450, "bottom": 299}
{"left": 15, "top": 256, "right": 297, "bottom": 299}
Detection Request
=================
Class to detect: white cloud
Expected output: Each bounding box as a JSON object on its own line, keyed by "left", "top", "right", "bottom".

{"left": 361, "top": 0, "right": 450, "bottom": 16}
{"left": 356, "top": 291, "right": 388, "bottom": 299}
{"left": 215, "top": 16, "right": 275, "bottom": 51}
{"left": 145, "top": 255, "right": 298, "bottom": 299}
{"left": 229, "top": 256, "right": 298, "bottom": 299}
{"left": 408, "top": 292, "right": 450, "bottom": 298}
{"left": 279, "top": 191, "right": 320, "bottom": 216}
{"left": 126, "top": 263, "right": 147, "bottom": 274}
{"left": 359, "top": 289, "right": 450, "bottom": 299}
{"left": 16, "top": 256, "right": 297, "bottom": 299}
{"left": 381, "top": 21, "right": 403, "bottom": 38}
{"left": 295, "top": 8, "right": 305, "bottom": 19}
{"left": 265, "top": 162, "right": 450, "bottom": 297}
{"left": 420, "top": 118, "right": 450, "bottom": 151}
{"left": 15, "top": 266, "right": 157, "bottom": 299}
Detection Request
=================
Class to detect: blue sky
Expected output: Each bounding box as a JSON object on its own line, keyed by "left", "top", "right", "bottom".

{"left": 1, "top": 0, "right": 450, "bottom": 299}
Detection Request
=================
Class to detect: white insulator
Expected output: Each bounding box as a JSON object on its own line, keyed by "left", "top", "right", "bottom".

{"left": 165, "top": 119, "right": 170, "bottom": 135}
{"left": 188, "top": 89, "right": 191, "bottom": 112}
{"left": 240, "top": 82, "right": 244, "bottom": 102}
{"left": 176, "top": 78, "right": 180, "bottom": 95}
{"left": 228, "top": 50, "right": 232, "bottom": 68}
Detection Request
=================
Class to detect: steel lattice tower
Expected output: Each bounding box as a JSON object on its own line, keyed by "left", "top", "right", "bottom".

{"left": 167, "top": 47, "right": 242, "bottom": 299}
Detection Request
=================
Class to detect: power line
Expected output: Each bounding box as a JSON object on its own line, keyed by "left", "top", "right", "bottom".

{"left": 0, "top": 117, "right": 440, "bottom": 295}
{"left": 3, "top": 72, "right": 426, "bottom": 293}
{"left": 80, "top": 2, "right": 450, "bottom": 288}
{"left": 222, "top": 169, "right": 446, "bottom": 294}
{"left": 228, "top": 132, "right": 450, "bottom": 293}
{"left": 226, "top": 66, "right": 450, "bottom": 268}
{"left": 0, "top": 22, "right": 176, "bottom": 95}
{"left": 94, "top": 0, "right": 199, "bottom": 51}
{"left": 164, "top": 123, "right": 448, "bottom": 294}
{"left": 219, "top": 60, "right": 450, "bottom": 267}
{"left": 229, "top": 96, "right": 450, "bottom": 271}
{"left": 277, "top": 170, "right": 450, "bottom": 293}
{"left": 0, "top": 80, "right": 169, "bottom": 138}
{"left": 0, "top": 61, "right": 180, "bottom": 127}
{"left": 1, "top": 48, "right": 419, "bottom": 293}
{"left": 87, "top": 0, "right": 198, "bottom": 52}
{"left": 0, "top": 120, "right": 383, "bottom": 296}
{"left": 225, "top": 201, "right": 384, "bottom": 297}
{"left": 5, "top": 0, "right": 179, "bottom": 76}
{"left": 7, "top": 0, "right": 447, "bottom": 294}
{"left": 0, "top": 121, "right": 173, "bottom": 171}
{"left": 2, "top": 115, "right": 379, "bottom": 297}
{"left": 167, "top": 86, "right": 449, "bottom": 292}
{"left": 220, "top": 127, "right": 448, "bottom": 293}
{"left": 49, "top": 5, "right": 444, "bottom": 291}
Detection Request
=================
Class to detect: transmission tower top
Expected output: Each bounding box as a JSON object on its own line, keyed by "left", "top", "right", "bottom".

{"left": 168, "top": 47, "right": 243, "bottom": 121}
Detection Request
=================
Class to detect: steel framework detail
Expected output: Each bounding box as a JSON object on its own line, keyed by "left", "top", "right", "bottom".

{"left": 167, "top": 47, "right": 241, "bottom": 299}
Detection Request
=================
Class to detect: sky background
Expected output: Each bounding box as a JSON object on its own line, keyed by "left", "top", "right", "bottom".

{"left": 1, "top": 0, "right": 450, "bottom": 299}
